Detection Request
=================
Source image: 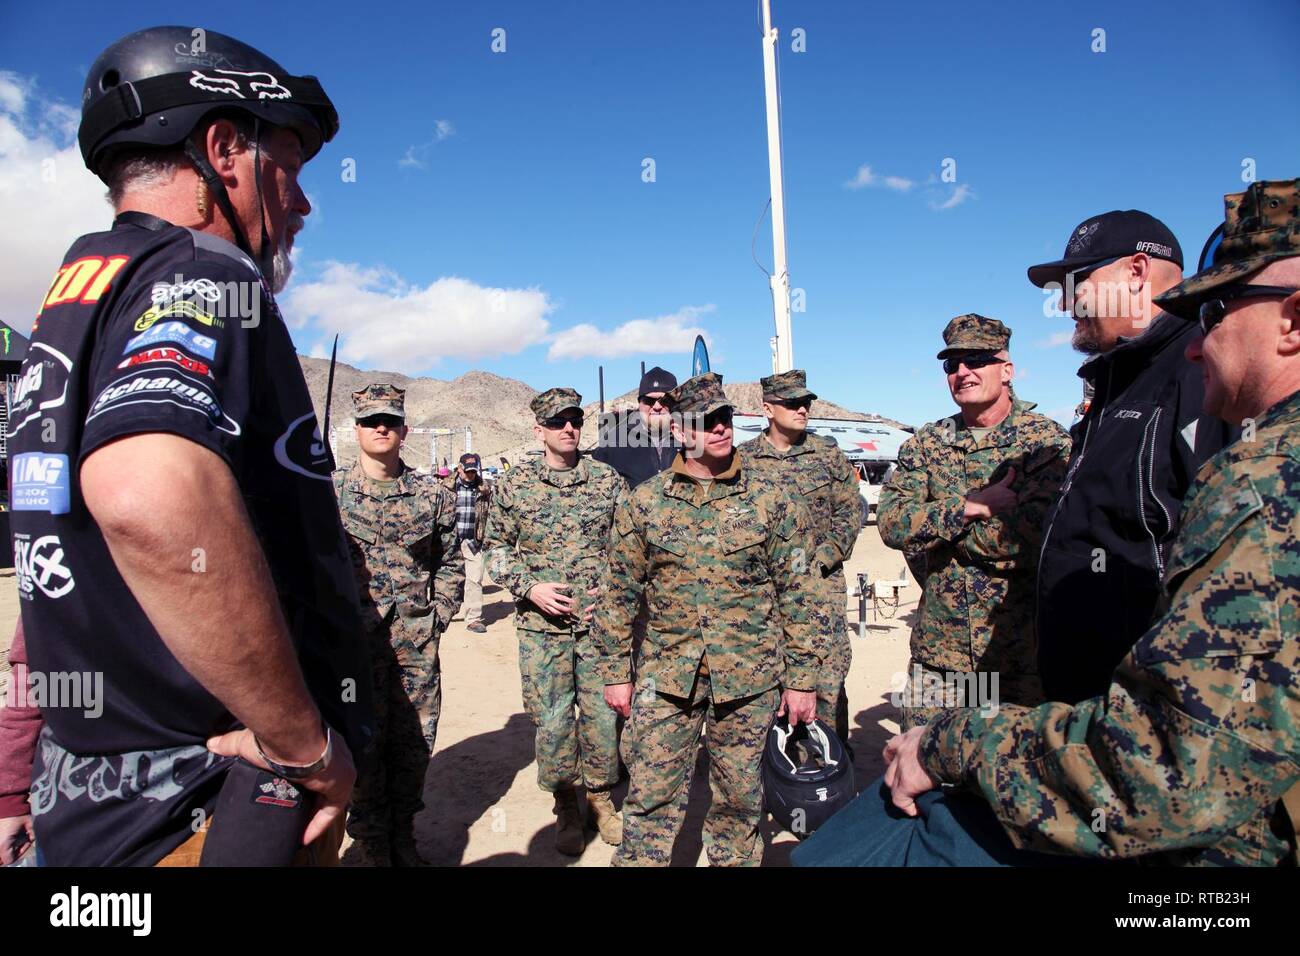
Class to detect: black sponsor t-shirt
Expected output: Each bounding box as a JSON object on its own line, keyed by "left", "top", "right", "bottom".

{"left": 9, "top": 212, "right": 372, "bottom": 865}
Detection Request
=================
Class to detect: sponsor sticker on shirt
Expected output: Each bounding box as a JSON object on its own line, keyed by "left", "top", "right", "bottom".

{"left": 13, "top": 532, "right": 76, "bottom": 599}
{"left": 123, "top": 321, "right": 217, "bottom": 360}
{"left": 133, "top": 299, "right": 222, "bottom": 332}
{"left": 10, "top": 452, "right": 71, "bottom": 514}
{"left": 117, "top": 346, "right": 213, "bottom": 378}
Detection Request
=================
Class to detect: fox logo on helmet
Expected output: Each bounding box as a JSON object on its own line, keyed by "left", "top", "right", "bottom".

{"left": 189, "top": 69, "right": 291, "bottom": 100}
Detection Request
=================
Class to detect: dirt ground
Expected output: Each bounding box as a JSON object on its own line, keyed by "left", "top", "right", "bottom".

{"left": 0, "top": 525, "right": 917, "bottom": 867}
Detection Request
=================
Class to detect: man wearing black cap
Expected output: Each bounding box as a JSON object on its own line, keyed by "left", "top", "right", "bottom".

{"left": 593, "top": 366, "right": 682, "bottom": 488}
{"left": 1028, "top": 210, "right": 1233, "bottom": 706}
{"left": 445, "top": 453, "right": 491, "bottom": 634}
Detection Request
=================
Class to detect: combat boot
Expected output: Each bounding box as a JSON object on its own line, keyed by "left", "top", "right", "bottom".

{"left": 553, "top": 787, "right": 585, "bottom": 856}
{"left": 585, "top": 789, "right": 623, "bottom": 845}
{"left": 391, "top": 838, "right": 428, "bottom": 867}
{"left": 345, "top": 840, "right": 392, "bottom": 867}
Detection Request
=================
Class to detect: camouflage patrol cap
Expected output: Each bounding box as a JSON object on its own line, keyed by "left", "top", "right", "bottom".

{"left": 668, "top": 372, "right": 730, "bottom": 417}
{"left": 760, "top": 368, "right": 817, "bottom": 402}
{"left": 936, "top": 314, "right": 1011, "bottom": 358}
{"left": 1156, "top": 179, "right": 1300, "bottom": 321}
{"left": 530, "top": 387, "right": 583, "bottom": 423}
{"left": 352, "top": 383, "right": 404, "bottom": 419}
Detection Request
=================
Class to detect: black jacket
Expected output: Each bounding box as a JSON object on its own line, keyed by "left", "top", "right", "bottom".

{"left": 1036, "top": 313, "right": 1235, "bottom": 704}
{"left": 592, "top": 410, "right": 681, "bottom": 488}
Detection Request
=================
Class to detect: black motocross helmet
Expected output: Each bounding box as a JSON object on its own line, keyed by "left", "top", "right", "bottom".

{"left": 763, "top": 717, "right": 854, "bottom": 840}
{"left": 78, "top": 26, "right": 338, "bottom": 270}
{"left": 79, "top": 26, "right": 338, "bottom": 176}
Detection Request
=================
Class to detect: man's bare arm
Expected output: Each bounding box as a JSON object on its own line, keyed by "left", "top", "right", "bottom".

{"left": 81, "top": 433, "right": 324, "bottom": 764}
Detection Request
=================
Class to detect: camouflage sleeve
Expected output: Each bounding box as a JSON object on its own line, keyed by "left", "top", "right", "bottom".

{"left": 816, "top": 443, "right": 863, "bottom": 572}
{"left": 877, "top": 432, "right": 965, "bottom": 553}
{"left": 591, "top": 493, "right": 645, "bottom": 685}
{"left": 768, "top": 494, "right": 823, "bottom": 692}
{"left": 483, "top": 472, "right": 536, "bottom": 600}
{"left": 918, "top": 468, "right": 1299, "bottom": 858}
{"left": 431, "top": 484, "right": 465, "bottom": 632}
{"left": 960, "top": 431, "right": 1070, "bottom": 565}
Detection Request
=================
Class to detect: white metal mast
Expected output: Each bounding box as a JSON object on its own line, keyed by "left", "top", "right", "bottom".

{"left": 760, "top": 0, "right": 794, "bottom": 373}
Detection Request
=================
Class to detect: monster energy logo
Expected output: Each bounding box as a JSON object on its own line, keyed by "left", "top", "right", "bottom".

{"left": 2, "top": 328, "right": 10, "bottom": 353}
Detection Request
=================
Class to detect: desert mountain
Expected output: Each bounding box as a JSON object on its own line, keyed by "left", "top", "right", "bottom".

{"left": 299, "top": 356, "right": 909, "bottom": 470}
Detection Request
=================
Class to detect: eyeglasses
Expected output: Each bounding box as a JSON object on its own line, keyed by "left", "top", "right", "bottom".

{"left": 770, "top": 397, "right": 811, "bottom": 411}
{"left": 1197, "top": 284, "right": 1300, "bottom": 336}
{"left": 639, "top": 394, "right": 675, "bottom": 411}
{"left": 357, "top": 415, "right": 403, "bottom": 430}
{"left": 942, "top": 353, "right": 1004, "bottom": 375}
{"left": 541, "top": 414, "right": 584, "bottom": 430}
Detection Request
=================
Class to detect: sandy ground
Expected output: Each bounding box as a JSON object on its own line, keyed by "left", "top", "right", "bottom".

{"left": 0, "top": 526, "right": 917, "bottom": 867}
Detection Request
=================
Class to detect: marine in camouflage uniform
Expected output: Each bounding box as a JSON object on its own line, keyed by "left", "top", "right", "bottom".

{"left": 593, "top": 373, "right": 827, "bottom": 866}
{"left": 483, "top": 387, "right": 626, "bottom": 853}
{"left": 738, "top": 369, "right": 861, "bottom": 746}
{"left": 334, "top": 384, "right": 464, "bottom": 865}
{"left": 878, "top": 316, "right": 1070, "bottom": 729}
{"left": 913, "top": 180, "right": 1300, "bottom": 865}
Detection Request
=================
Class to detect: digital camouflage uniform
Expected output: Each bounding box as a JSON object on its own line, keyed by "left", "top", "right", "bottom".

{"left": 592, "top": 373, "right": 827, "bottom": 867}
{"left": 483, "top": 387, "right": 626, "bottom": 795}
{"left": 878, "top": 316, "right": 1070, "bottom": 729}
{"left": 921, "top": 180, "right": 1300, "bottom": 866}
{"left": 334, "top": 384, "right": 465, "bottom": 859}
{"left": 738, "top": 368, "right": 861, "bottom": 744}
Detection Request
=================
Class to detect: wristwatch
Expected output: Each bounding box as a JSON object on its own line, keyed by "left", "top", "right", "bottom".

{"left": 255, "top": 724, "right": 333, "bottom": 781}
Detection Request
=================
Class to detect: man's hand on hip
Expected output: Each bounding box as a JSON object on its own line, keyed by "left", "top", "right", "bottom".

{"left": 526, "top": 582, "right": 574, "bottom": 617}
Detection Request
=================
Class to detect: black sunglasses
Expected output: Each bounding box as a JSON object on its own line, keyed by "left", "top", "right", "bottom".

{"left": 639, "top": 395, "right": 675, "bottom": 410}
{"left": 701, "top": 407, "right": 734, "bottom": 430}
{"left": 357, "top": 414, "right": 403, "bottom": 429}
{"left": 942, "top": 353, "right": 1004, "bottom": 375}
{"left": 771, "top": 397, "right": 811, "bottom": 411}
{"left": 1063, "top": 255, "right": 1125, "bottom": 293}
{"left": 1198, "top": 284, "right": 1300, "bottom": 336}
{"left": 541, "top": 414, "right": 584, "bottom": 430}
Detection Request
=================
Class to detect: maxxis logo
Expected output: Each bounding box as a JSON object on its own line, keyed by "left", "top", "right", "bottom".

{"left": 14, "top": 533, "right": 75, "bottom": 599}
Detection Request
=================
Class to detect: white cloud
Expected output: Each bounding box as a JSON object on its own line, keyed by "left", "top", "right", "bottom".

{"left": 547, "top": 304, "right": 714, "bottom": 361}
{"left": 844, "top": 165, "right": 877, "bottom": 190}
{"left": 1036, "top": 330, "right": 1074, "bottom": 348}
{"left": 399, "top": 120, "right": 456, "bottom": 170}
{"left": 931, "top": 183, "right": 974, "bottom": 210}
{"left": 282, "top": 262, "right": 553, "bottom": 370}
{"left": 844, "top": 165, "right": 913, "bottom": 192}
{"left": 0, "top": 72, "right": 114, "bottom": 332}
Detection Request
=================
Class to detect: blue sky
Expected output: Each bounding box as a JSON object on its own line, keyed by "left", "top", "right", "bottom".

{"left": 2, "top": 0, "right": 1298, "bottom": 426}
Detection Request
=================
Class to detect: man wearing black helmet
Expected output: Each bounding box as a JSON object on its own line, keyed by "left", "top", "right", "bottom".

{"left": 9, "top": 26, "right": 370, "bottom": 866}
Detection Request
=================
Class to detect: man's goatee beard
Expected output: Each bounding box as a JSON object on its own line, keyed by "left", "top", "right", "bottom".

{"left": 270, "top": 243, "right": 293, "bottom": 294}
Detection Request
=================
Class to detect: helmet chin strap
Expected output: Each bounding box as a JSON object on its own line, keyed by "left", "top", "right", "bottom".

{"left": 183, "top": 118, "right": 276, "bottom": 281}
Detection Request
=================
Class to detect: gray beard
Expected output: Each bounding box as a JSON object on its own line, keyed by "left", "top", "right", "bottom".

{"left": 270, "top": 243, "right": 293, "bottom": 294}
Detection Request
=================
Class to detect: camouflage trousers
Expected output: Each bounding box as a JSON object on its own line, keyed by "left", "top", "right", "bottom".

{"left": 614, "top": 667, "right": 779, "bottom": 867}
{"left": 896, "top": 658, "right": 1041, "bottom": 731}
{"left": 347, "top": 611, "right": 441, "bottom": 847}
{"left": 517, "top": 627, "right": 620, "bottom": 793}
{"left": 816, "top": 578, "right": 852, "bottom": 746}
